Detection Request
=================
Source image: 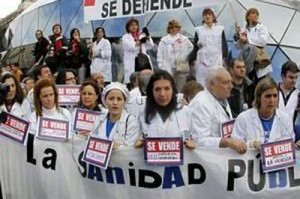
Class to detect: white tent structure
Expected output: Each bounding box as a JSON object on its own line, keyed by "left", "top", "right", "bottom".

{"left": 2, "top": 0, "right": 300, "bottom": 82}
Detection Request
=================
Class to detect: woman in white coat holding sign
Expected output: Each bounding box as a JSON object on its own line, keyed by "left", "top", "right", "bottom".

{"left": 122, "top": 18, "right": 154, "bottom": 85}
{"left": 232, "top": 77, "right": 294, "bottom": 150}
{"left": 29, "top": 79, "right": 72, "bottom": 135}
{"left": 135, "top": 70, "right": 195, "bottom": 148}
{"left": 91, "top": 82, "right": 139, "bottom": 148}
{"left": 89, "top": 27, "right": 112, "bottom": 84}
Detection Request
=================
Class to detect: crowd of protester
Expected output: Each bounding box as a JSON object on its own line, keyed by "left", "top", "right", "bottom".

{"left": 1, "top": 8, "right": 300, "bottom": 196}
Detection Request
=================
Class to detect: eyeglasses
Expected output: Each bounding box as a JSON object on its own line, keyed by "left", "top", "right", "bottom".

{"left": 66, "top": 77, "right": 76, "bottom": 81}
{"left": 169, "top": 26, "right": 180, "bottom": 29}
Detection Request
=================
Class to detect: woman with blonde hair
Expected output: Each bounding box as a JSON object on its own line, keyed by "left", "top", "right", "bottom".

{"left": 157, "top": 19, "right": 193, "bottom": 90}
{"left": 29, "top": 79, "right": 72, "bottom": 135}
{"left": 232, "top": 77, "right": 294, "bottom": 150}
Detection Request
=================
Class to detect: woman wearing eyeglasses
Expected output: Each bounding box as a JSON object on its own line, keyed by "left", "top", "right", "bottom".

{"left": 157, "top": 19, "right": 193, "bottom": 90}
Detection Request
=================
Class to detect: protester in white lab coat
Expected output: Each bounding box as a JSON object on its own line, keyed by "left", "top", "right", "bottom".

{"left": 232, "top": 77, "right": 294, "bottom": 150}
{"left": 189, "top": 8, "right": 228, "bottom": 85}
{"left": 122, "top": 18, "right": 154, "bottom": 84}
{"left": 189, "top": 68, "right": 246, "bottom": 153}
{"left": 0, "top": 73, "right": 31, "bottom": 120}
{"left": 235, "top": 8, "right": 272, "bottom": 83}
{"left": 278, "top": 60, "right": 299, "bottom": 121}
{"left": 29, "top": 79, "right": 72, "bottom": 135}
{"left": 126, "top": 69, "right": 153, "bottom": 117}
{"left": 89, "top": 27, "right": 112, "bottom": 84}
{"left": 157, "top": 19, "right": 193, "bottom": 90}
{"left": 91, "top": 82, "right": 139, "bottom": 148}
{"left": 135, "top": 70, "right": 195, "bottom": 148}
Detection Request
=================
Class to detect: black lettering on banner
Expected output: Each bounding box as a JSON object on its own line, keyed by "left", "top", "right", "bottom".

{"left": 110, "top": 0, "right": 117, "bottom": 17}
{"left": 102, "top": 3, "right": 109, "bottom": 18}
{"left": 133, "top": 0, "right": 142, "bottom": 14}
{"left": 247, "top": 160, "right": 265, "bottom": 192}
{"left": 289, "top": 167, "right": 300, "bottom": 187}
{"left": 227, "top": 159, "right": 246, "bottom": 191}
{"left": 150, "top": 0, "right": 159, "bottom": 10}
{"left": 88, "top": 165, "right": 103, "bottom": 181}
{"left": 78, "top": 151, "right": 87, "bottom": 178}
{"left": 139, "top": 170, "right": 162, "bottom": 188}
{"left": 42, "top": 148, "right": 57, "bottom": 170}
{"left": 27, "top": 134, "right": 36, "bottom": 165}
{"left": 172, "top": 0, "right": 182, "bottom": 9}
{"left": 183, "top": 0, "right": 192, "bottom": 8}
{"left": 129, "top": 162, "right": 137, "bottom": 186}
{"left": 188, "top": 163, "right": 206, "bottom": 184}
{"left": 105, "top": 167, "right": 125, "bottom": 184}
{"left": 123, "top": 0, "right": 131, "bottom": 15}
{"left": 161, "top": 0, "right": 171, "bottom": 10}
{"left": 143, "top": 0, "right": 149, "bottom": 12}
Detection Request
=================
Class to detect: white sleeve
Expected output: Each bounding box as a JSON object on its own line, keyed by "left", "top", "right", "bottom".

{"left": 231, "top": 113, "right": 253, "bottom": 147}
{"left": 190, "top": 101, "right": 221, "bottom": 147}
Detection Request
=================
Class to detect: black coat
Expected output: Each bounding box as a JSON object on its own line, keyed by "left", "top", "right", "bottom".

{"left": 228, "top": 78, "right": 255, "bottom": 118}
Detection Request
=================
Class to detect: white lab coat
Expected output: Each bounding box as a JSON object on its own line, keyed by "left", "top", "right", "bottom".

{"left": 231, "top": 108, "right": 294, "bottom": 148}
{"left": 157, "top": 33, "right": 193, "bottom": 75}
{"left": 91, "top": 110, "right": 139, "bottom": 147}
{"left": 195, "top": 24, "right": 224, "bottom": 85}
{"left": 122, "top": 33, "right": 154, "bottom": 84}
{"left": 278, "top": 87, "right": 298, "bottom": 121}
{"left": 29, "top": 106, "right": 72, "bottom": 136}
{"left": 126, "top": 96, "right": 146, "bottom": 117}
{"left": 129, "top": 87, "right": 141, "bottom": 98}
{"left": 139, "top": 105, "right": 192, "bottom": 138}
{"left": 0, "top": 99, "right": 31, "bottom": 121}
{"left": 90, "top": 38, "right": 112, "bottom": 82}
{"left": 244, "top": 23, "right": 272, "bottom": 78}
{"left": 189, "top": 89, "right": 233, "bottom": 147}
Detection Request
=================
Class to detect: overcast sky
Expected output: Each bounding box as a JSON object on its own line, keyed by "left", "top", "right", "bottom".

{"left": 0, "top": 0, "right": 21, "bottom": 18}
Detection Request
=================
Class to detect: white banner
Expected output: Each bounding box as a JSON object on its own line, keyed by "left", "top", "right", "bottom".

{"left": 84, "top": 0, "right": 227, "bottom": 21}
{"left": 1, "top": 134, "right": 300, "bottom": 199}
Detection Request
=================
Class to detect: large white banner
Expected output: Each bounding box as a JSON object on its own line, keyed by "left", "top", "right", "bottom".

{"left": 84, "top": 0, "right": 227, "bottom": 21}
{"left": 1, "top": 134, "right": 300, "bottom": 199}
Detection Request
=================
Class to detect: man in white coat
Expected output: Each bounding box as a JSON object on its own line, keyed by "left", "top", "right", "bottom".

{"left": 189, "top": 68, "right": 246, "bottom": 153}
{"left": 278, "top": 60, "right": 299, "bottom": 121}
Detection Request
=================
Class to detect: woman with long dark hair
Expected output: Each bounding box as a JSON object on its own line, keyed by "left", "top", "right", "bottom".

{"left": 89, "top": 27, "right": 112, "bottom": 85}
{"left": 136, "top": 70, "right": 195, "bottom": 148}
{"left": 67, "top": 28, "right": 88, "bottom": 83}
{"left": 0, "top": 73, "right": 31, "bottom": 119}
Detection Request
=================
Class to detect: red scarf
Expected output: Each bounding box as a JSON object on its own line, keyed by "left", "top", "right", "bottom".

{"left": 71, "top": 40, "right": 80, "bottom": 55}
{"left": 131, "top": 31, "right": 140, "bottom": 41}
{"left": 54, "top": 35, "right": 62, "bottom": 53}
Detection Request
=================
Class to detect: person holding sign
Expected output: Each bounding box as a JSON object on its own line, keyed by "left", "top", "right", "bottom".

{"left": 232, "top": 77, "right": 294, "bottom": 150}
{"left": 0, "top": 73, "right": 31, "bottom": 120}
{"left": 29, "top": 79, "right": 72, "bottom": 137}
{"left": 91, "top": 82, "right": 139, "bottom": 148}
{"left": 136, "top": 70, "right": 195, "bottom": 149}
{"left": 189, "top": 68, "right": 246, "bottom": 153}
{"left": 122, "top": 18, "right": 154, "bottom": 84}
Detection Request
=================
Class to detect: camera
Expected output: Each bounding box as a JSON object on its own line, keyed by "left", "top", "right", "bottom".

{"left": 0, "top": 83, "right": 9, "bottom": 98}
{"left": 0, "top": 83, "right": 9, "bottom": 123}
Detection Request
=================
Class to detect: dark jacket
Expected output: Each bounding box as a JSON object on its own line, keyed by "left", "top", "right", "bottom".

{"left": 228, "top": 78, "right": 255, "bottom": 118}
{"left": 66, "top": 39, "right": 88, "bottom": 68}
{"left": 33, "top": 37, "right": 49, "bottom": 64}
